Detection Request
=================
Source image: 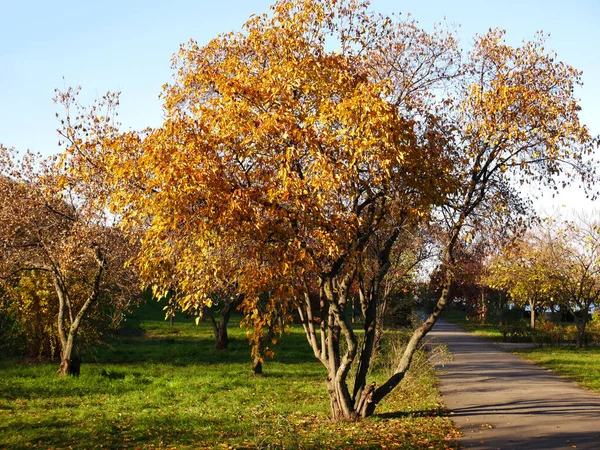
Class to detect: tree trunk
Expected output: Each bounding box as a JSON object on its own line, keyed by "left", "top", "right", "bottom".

{"left": 352, "top": 289, "right": 377, "bottom": 405}
{"left": 253, "top": 355, "right": 263, "bottom": 375}
{"left": 576, "top": 311, "right": 588, "bottom": 349}
{"left": 372, "top": 293, "right": 387, "bottom": 362}
{"left": 303, "top": 118, "right": 507, "bottom": 420}
{"left": 363, "top": 245, "right": 457, "bottom": 418}
{"left": 529, "top": 299, "right": 536, "bottom": 329}
{"left": 58, "top": 336, "right": 80, "bottom": 376}
{"left": 327, "top": 373, "right": 363, "bottom": 421}
{"left": 209, "top": 296, "right": 242, "bottom": 350}
{"left": 54, "top": 246, "right": 105, "bottom": 377}
{"left": 215, "top": 319, "right": 230, "bottom": 350}
{"left": 327, "top": 378, "right": 345, "bottom": 421}
{"left": 252, "top": 325, "right": 275, "bottom": 375}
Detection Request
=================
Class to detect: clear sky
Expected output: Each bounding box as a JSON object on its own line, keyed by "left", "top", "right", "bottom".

{"left": 1, "top": 0, "right": 598, "bottom": 212}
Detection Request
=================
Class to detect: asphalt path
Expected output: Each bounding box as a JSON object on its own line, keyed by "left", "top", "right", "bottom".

{"left": 428, "top": 320, "right": 600, "bottom": 450}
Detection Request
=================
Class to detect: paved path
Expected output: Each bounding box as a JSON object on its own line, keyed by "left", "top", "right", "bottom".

{"left": 428, "top": 320, "right": 600, "bottom": 450}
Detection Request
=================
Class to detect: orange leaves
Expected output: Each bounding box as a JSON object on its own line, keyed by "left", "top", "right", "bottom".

{"left": 459, "top": 28, "right": 593, "bottom": 183}
{"left": 124, "top": 3, "right": 463, "bottom": 320}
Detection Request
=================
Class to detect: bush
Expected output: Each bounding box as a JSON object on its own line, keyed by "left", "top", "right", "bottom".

{"left": 1, "top": 272, "right": 61, "bottom": 359}
{"left": 584, "top": 314, "right": 600, "bottom": 345}
{"left": 499, "top": 320, "right": 532, "bottom": 342}
{"left": 494, "top": 313, "right": 600, "bottom": 346}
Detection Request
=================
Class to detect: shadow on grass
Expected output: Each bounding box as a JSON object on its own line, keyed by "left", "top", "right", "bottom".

{"left": 0, "top": 362, "right": 294, "bottom": 402}
{"left": 86, "top": 327, "right": 318, "bottom": 367}
{"left": 2, "top": 414, "right": 236, "bottom": 450}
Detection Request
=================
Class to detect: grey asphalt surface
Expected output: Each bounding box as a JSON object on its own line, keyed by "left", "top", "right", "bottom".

{"left": 428, "top": 320, "right": 600, "bottom": 450}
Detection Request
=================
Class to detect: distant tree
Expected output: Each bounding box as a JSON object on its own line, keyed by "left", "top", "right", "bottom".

{"left": 485, "top": 232, "right": 557, "bottom": 329}
{"left": 0, "top": 146, "right": 139, "bottom": 375}
{"left": 430, "top": 238, "right": 495, "bottom": 321}
{"left": 205, "top": 294, "right": 244, "bottom": 350}
{"left": 546, "top": 218, "right": 600, "bottom": 347}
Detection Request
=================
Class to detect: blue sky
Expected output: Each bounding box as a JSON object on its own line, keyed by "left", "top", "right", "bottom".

{"left": 1, "top": 0, "right": 598, "bottom": 212}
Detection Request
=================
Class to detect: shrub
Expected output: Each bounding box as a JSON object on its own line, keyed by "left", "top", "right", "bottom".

{"left": 584, "top": 314, "right": 600, "bottom": 345}
{"left": 499, "top": 320, "right": 532, "bottom": 342}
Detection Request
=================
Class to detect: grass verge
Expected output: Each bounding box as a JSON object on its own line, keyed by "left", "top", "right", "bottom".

{"left": 514, "top": 347, "right": 600, "bottom": 394}
{"left": 0, "top": 302, "right": 459, "bottom": 449}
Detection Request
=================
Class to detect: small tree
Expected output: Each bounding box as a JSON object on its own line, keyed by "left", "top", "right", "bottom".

{"left": 485, "top": 231, "right": 557, "bottom": 329}
{"left": 0, "top": 147, "right": 139, "bottom": 375}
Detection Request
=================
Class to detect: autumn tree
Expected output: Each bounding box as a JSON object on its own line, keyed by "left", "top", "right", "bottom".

{"left": 60, "top": 0, "right": 457, "bottom": 418}
{"left": 0, "top": 146, "right": 139, "bottom": 376}
{"left": 544, "top": 218, "right": 600, "bottom": 347}
{"left": 57, "top": 0, "right": 595, "bottom": 418}
{"left": 485, "top": 231, "right": 558, "bottom": 329}
{"left": 486, "top": 218, "right": 600, "bottom": 344}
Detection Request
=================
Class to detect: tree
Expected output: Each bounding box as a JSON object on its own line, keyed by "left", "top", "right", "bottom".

{"left": 65, "top": 0, "right": 458, "bottom": 419}
{"left": 546, "top": 218, "right": 600, "bottom": 347}
{"left": 429, "top": 233, "right": 506, "bottom": 323}
{"left": 0, "top": 147, "right": 139, "bottom": 375}
{"left": 485, "top": 231, "right": 558, "bottom": 329}
{"left": 57, "top": 0, "right": 595, "bottom": 418}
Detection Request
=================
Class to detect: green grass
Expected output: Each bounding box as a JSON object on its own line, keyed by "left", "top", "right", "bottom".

{"left": 514, "top": 347, "right": 600, "bottom": 393}
{"left": 0, "top": 302, "right": 459, "bottom": 449}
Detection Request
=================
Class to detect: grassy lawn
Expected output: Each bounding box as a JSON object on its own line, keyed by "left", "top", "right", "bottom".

{"left": 0, "top": 302, "right": 459, "bottom": 449}
{"left": 514, "top": 347, "right": 600, "bottom": 394}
